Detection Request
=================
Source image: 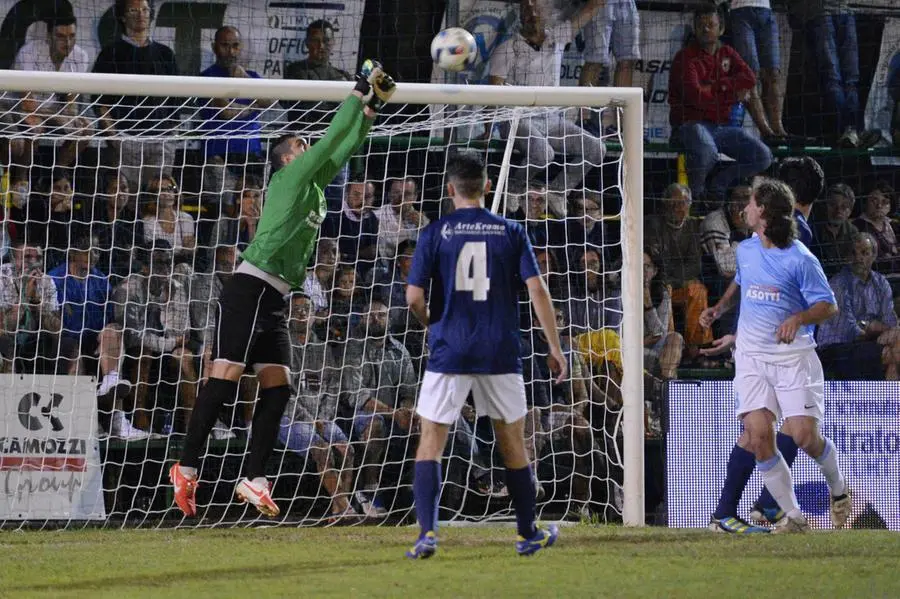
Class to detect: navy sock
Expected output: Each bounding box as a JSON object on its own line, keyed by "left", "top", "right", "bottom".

{"left": 413, "top": 460, "right": 441, "bottom": 539}
{"left": 757, "top": 433, "right": 799, "bottom": 510}
{"left": 713, "top": 444, "right": 756, "bottom": 519}
{"left": 505, "top": 465, "right": 537, "bottom": 539}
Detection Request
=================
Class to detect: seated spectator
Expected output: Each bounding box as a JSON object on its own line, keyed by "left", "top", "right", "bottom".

{"left": 322, "top": 178, "right": 379, "bottom": 272}
{"left": 853, "top": 181, "right": 899, "bottom": 273}
{"left": 330, "top": 265, "right": 368, "bottom": 325}
{"left": 812, "top": 183, "right": 859, "bottom": 276}
{"left": 699, "top": 184, "right": 752, "bottom": 279}
{"left": 645, "top": 183, "right": 713, "bottom": 355}
{"left": 565, "top": 247, "right": 623, "bottom": 335}
{"left": 792, "top": 1, "right": 880, "bottom": 148}
{"left": 519, "top": 181, "right": 567, "bottom": 250}
{"left": 0, "top": 242, "right": 61, "bottom": 374}
{"left": 303, "top": 238, "right": 338, "bottom": 314}
{"left": 114, "top": 241, "right": 200, "bottom": 434}
{"left": 369, "top": 240, "right": 425, "bottom": 362}
{"left": 27, "top": 170, "right": 74, "bottom": 269}
{"left": 643, "top": 249, "right": 684, "bottom": 380}
{"left": 777, "top": 156, "right": 826, "bottom": 247}
{"left": 49, "top": 236, "right": 141, "bottom": 439}
{"left": 191, "top": 244, "right": 239, "bottom": 375}
{"left": 817, "top": 233, "right": 900, "bottom": 380}
{"left": 533, "top": 247, "right": 568, "bottom": 300}
{"left": 283, "top": 20, "right": 353, "bottom": 207}
{"left": 279, "top": 293, "right": 359, "bottom": 520}
{"left": 13, "top": 14, "right": 90, "bottom": 123}
{"left": 199, "top": 26, "right": 274, "bottom": 184}
{"left": 376, "top": 177, "right": 429, "bottom": 260}
{"left": 90, "top": 174, "right": 146, "bottom": 286}
{"left": 214, "top": 175, "right": 261, "bottom": 252}
{"left": 489, "top": 0, "right": 605, "bottom": 192}
{"left": 726, "top": 1, "right": 791, "bottom": 142}
{"left": 669, "top": 3, "right": 772, "bottom": 206}
{"left": 141, "top": 174, "right": 196, "bottom": 264}
{"left": 566, "top": 192, "right": 615, "bottom": 267}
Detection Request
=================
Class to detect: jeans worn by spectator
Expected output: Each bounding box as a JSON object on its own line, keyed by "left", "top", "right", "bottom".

{"left": 729, "top": 6, "right": 780, "bottom": 74}
{"left": 807, "top": 13, "right": 860, "bottom": 134}
{"left": 677, "top": 122, "right": 772, "bottom": 202}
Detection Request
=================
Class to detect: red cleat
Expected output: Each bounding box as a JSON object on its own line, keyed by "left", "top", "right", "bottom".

{"left": 235, "top": 477, "right": 280, "bottom": 517}
{"left": 169, "top": 463, "right": 198, "bottom": 517}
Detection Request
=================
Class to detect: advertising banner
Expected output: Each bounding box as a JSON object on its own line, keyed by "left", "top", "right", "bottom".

{"left": 0, "top": 375, "right": 105, "bottom": 520}
{"left": 668, "top": 380, "right": 900, "bottom": 530}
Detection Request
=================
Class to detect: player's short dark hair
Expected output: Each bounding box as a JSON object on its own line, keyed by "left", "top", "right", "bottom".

{"left": 753, "top": 177, "right": 797, "bottom": 249}
{"left": 46, "top": 15, "right": 76, "bottom": 33}
{"left": 306, "top": 19, "right": 333, "bottom": 39}
{"left": 446, "top": 152, "right": 487, "bottom": 199}
{"left": 269, "top": 134, "right": 299, "bottom": 175}
{"left": 776, "top": 156, "right": 824, "bottom": 207}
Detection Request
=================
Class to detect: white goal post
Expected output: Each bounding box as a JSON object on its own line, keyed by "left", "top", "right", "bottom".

{"left": 0, "top": 70, "right": 644, "bottom": 527}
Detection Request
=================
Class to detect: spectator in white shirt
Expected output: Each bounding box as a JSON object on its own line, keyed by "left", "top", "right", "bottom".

{"left": 141, "top": 174, "right": 196, "bottom": 264}
{"left": 13, "top": 15, "right": 91, "bottom": 121}
{"left": 489, "top": 0, "right": 605, "bottom": 195}
{"left": 375, "top": 177, "right": 429, "bottom": 260}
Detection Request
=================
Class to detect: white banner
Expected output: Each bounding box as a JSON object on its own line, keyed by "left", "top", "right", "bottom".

{"left": 0, "top": 375, "right": 105, "bottom": 521}
{"left": 0, "top": 0, "right": 365, "bottom": 78}
{"left": 667, "top": 380, "right": 900, "bottom": 531}
{"left": 864, "top": 17, "right": 900, "bottom": 166}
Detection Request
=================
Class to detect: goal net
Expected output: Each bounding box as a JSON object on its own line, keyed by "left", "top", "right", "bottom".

{"left": 0, "top": 71, "right": 643, "bottom": 529}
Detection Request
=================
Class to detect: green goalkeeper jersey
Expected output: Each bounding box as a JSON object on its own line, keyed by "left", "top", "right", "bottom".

{"left": 241, "top": 95, "right": 373, "bottom": 288}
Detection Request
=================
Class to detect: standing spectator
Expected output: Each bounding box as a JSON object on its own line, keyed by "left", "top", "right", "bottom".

{"left": 489, "top": 0, "right": 605, "bottom": 193}
{"left": 375, "top": 177, "right": 429, "bottom": 260}
{"left": 13, "top": 14, "right": 90, "bottom": 122}
{"left": 49, "top": 237, "right": 143, "bottom": 439}
{"left": 90, "top": 174, "right": 147, "bottom": 286}
{"left": 817, "top": 233, "right": 900, "bottom": 380}
{"left": 141, "top": 174, "right": 196, "bottom": 264}
{"left": 669, "top": 3, "right": 772, "bottom": 206}
{"left": 283, "top": 20, "right": 354, "bottom": 207}
{"left": 579, "top": 0, "right": 640, "bottom": 132}
{"left": 812, "top": 183, "right": 859, "bottom": 276}
{"left": 699, "top": 184, "right": 752, "bottom": 279}
{"left": 280, "top": 293, "right": 359, "bottom": 520}
{"left": 793, "top": 1, "right": 881, "bottom": 148}
{"left": 92, "top": 0, "right": 179, "bottom": 186}
{"left": 199, "top": 26, "right": 275, "bottom": 188}
{"left": 853, "top": 181, "right": 899, "bottom": 273}
{"left": 0, "top": 242, "right": 61, "bottom": 374}
{"left": 322, "top": 178, "right": 379, "bottom": 272}
{"left": 114, "top": 241, "right": 200, "bottom": 432}
{"left": 645, "top": 183, "right": 714, "bottom": 354}
{"left": 727, "top": 1, "right": 791, "bottom": 142}
{"left": 777, "top": 156, "right": 825, "bottom": 247}
{"left": 643, "top": 249, "right": 684, "bottom": 380}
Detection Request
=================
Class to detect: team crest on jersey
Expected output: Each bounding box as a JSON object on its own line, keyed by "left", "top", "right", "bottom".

{"left": 746, "top": 284, "right": 780, "bottom": 302}
{"left": 721, "top": 56, "right": 731, "bottom": 73}
{"left": 441, "top": 223, "right": 453, "bottom": 240}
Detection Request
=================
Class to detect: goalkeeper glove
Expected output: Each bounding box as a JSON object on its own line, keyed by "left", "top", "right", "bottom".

{"left": 354, "top": 59, "right": 396, "bottom": 112}
{"left": 353, "top": 58, "right": 382, "bottom": 96}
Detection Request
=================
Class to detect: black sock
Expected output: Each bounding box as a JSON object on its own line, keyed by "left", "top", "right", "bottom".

{"left": 180, "top": 378, "right": 239, "bottom": 469}
{"left": 246, "top": 385, "right": 291, "bottom": 479}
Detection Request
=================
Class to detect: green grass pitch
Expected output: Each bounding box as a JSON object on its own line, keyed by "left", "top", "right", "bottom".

{"left": 2, "top": 526, "right": 898, "bottom": 598}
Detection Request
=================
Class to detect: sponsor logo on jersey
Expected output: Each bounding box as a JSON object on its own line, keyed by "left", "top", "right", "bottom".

{"left": 746, "top": 284, "right": 781, "bottom": 303}
{"left": 443, "top": 222, "right": 506, "bottom": 237}
{"left": 305, "top": 211, "right": 324, "bottom": 229}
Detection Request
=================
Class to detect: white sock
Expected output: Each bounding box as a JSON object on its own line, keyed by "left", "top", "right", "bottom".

{"left": 813, "top": 438, "right": 847, "bottom": 497}
{"left": 180, "top": 466, "right": 197, "bottom": 479}
{"left": 757, "top": 452, "right": 802, "bottom": 519}
{"left": 251, "top": 476, "right": 268, "bottom": 487}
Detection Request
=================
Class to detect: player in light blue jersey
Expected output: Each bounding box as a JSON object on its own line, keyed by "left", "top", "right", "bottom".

{"left": 701, "top": 177, "right": 852, "bottom": 533}
{"left": 403, "top": 153, "right": 566, "bottom": 558}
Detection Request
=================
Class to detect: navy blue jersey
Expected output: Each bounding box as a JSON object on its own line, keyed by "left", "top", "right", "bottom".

{"left": 408, "top": 207, "right": 541, "bottom": 374}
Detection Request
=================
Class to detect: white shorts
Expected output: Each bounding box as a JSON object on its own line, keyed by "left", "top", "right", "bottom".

{"left": 733, "top": 346, "right": 825, "bottom": 421}
{"left": 416, "top": 371, "right": 527, "bottom": 425}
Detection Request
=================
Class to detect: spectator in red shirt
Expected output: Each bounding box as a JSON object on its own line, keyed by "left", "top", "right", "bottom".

{"left": 669, "top": 4, "right": 772, "bottom": 208}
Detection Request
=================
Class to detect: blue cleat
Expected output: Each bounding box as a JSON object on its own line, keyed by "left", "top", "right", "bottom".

{"left": 405, "top": 531, "right": 438, "bottom": 560}
{"left": 516, "top": 524, "right": 559, "bottom": 556}
{"left": 710, "top": 515, "right": 770, "bottom": 534}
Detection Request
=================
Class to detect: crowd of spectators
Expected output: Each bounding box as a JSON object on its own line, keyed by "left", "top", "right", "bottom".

{"left": 0, "top": 0, "right": 896, "bottom": 520}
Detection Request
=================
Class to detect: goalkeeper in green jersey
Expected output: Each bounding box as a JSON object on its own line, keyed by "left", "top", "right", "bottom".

{"left": 170, "top": 60, "right": 396, "bottom": 518}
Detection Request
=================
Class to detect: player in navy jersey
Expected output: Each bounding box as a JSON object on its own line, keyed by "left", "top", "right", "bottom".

{"left": 403, "top": 153, "right": 566, "bottom": 558}
{"left": 701, "top": 177, "right": 851, "bottom": 533}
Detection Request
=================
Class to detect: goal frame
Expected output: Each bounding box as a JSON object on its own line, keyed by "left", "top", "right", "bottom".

{"left": 0, "top": 69, "right": 645, "bottom": 526}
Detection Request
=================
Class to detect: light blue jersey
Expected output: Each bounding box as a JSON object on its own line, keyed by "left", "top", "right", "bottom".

{"left": 735, "top": 236, "right": 835, "bottom": 361}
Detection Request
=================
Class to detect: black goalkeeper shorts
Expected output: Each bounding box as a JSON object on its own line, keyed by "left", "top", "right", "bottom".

{"left": 211, "top": 273, "right": 292, "bottom": 369}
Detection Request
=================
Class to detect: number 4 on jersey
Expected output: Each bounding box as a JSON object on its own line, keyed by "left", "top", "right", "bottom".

{"left": 455, "top": 241, "right": 491, "bottom": 301}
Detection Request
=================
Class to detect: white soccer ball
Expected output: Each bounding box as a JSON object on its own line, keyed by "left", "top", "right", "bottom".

{"left": 431, "top": 27, "right": 477, "bottom": 72}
